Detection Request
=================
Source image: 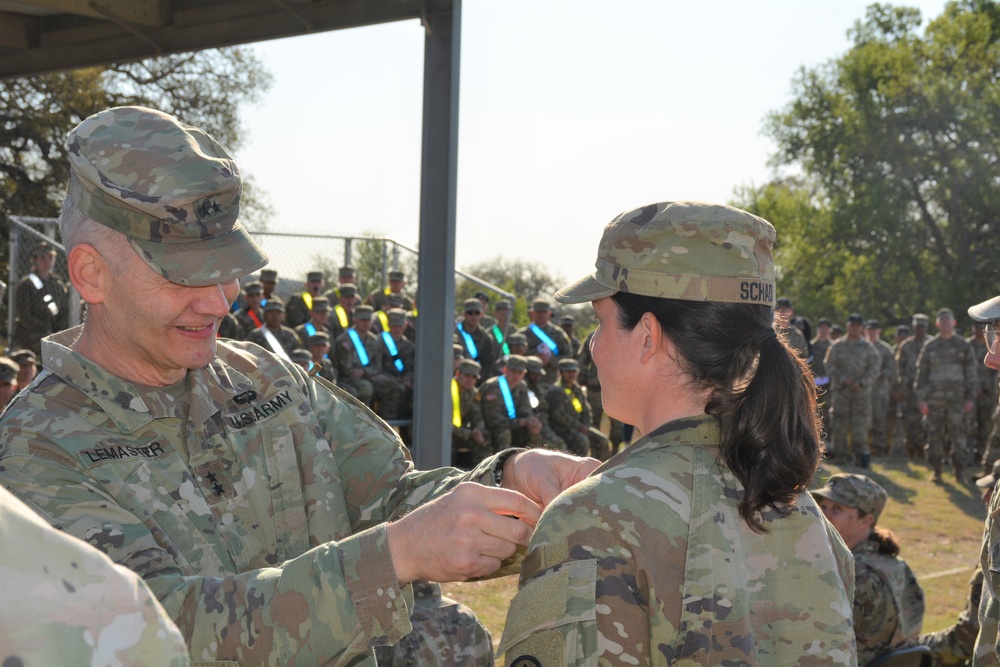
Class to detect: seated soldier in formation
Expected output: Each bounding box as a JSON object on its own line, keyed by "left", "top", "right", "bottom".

{"left": 560, "top": 315, "right": 582, "bottom": 357}
{"left": 455, "top": 297, "right": 495, "bottom": 379}
{"left": 247, "top": 299, "right": 298, "bottom": 359}
{"left": 516, "top": 299, "right": 572, "bottom": 382}
{"left": 547, "top": 357, "right": 611, "bottom": 460}
{"left": 373, "top": 292, "right": 406, "bottom": 334}
{"left": 366, "top": 270, "right": 414, "bottom": 312}
{"left": 373, "top": 308, "right": 415, "bottom": 422}
{"left": 334, "top": 305, "right": 383, "bottom": 407}
{"left": 322, "top": 265, "right": 356, "bottom": 301}
{"left": 451, "top": 359, "right": 490, "bottom": 468}
{"left": 479, "top": 355, "right": 542, "bottom": 453}
{"left": 294, "top": 296, "right": 332, "bottom": 348}
{"left": 306, "top": 332, "right": 337, "bottom": 383}
{"left": 9, "top": 349, "right": 37, "bottom": 389}
{"left": 235, "top": 280, "right": 265, "bottom": 339}
{"left": 290, "top": 348, "right": 312, "bottom": 373}
{"left": 0, "top": 358, "right": 21, "bottom": 408}
{"left": 285, "top": 270, "right": 325, "bottom": 328}
{"left": 328, "top": 283, "right": 358, "bottom": 340}
{"left": 523, "top": 356, "right": 566, "bottom": 450}
{"left": 487, "top": 299, "right": 516, "bottom": 363}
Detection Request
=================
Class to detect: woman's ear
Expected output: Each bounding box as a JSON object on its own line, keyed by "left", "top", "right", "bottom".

{"left": 67, "top": 244, "right": 108, "bottom": 305}
{"left": 639, "top": 311, "right": 661, "bottom": 364}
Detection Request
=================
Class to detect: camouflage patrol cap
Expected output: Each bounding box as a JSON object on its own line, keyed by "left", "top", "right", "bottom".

{"left": 864, "top": 319, "right": 880, "bottom": 329}
{"left": 937, "top": 307, "right": 955, "bottom": 320}
{"left": 560, "top": 315, "right": 574, "bottom": 326}
{"left": 338, "top": 265, "right": 356, "bottom": 279}
{"left": 896, "top": 324, "right": 911, "bottom": 336}
{"left": 453, "top": 343, "right": 465, "bottom": 359}
{"left": 260, "top": 269, "right": 278, "bottom": 283}
{"left": 290, "top": 348, "right": 312, "bottom": 364}
{"left": 338, "top": 283, "right": 358, "bottom": 298}
{"left": 66, "top": 106, "right": 268, "bottom": 287}
{"left": 0, "top": 357, "right": 18, "bottom": 383}
{"left": 531, "top": 300, "right": 551, "bottom": 311}
{"left": 307, "top": 332, "right": 330, "bottom": 346}
{"left": 388, "top": 271, "right": 405, "bottom": 282}
{"left": 776, "top": 297, "right": 792, "bottom": 309}
{"left": 507, "top": 333, "right": 528, "bottom": 347}
{"left": 306, "top": 271, "right": 323, "bottom": 282}
{"left": 812, "top": 473, "right": 888, "bottom": 522}
{"left": 494, "top": 299, "right": 512, "bottom": 311}
{"left": 970, "top": 296, "right": 1000, "bottom": 323}
{"left": 353, "top": 305, "right": 374, "bottom": 320}
{"left": 556, "top": 201, "right": 776, "bottom": 306}
{"left": 847, "top": 313, "right": 864, "bottom": 324}
{"left": 831, "top": 324, "right": 844, "bottom": 334}
{"left": 504, "top": 354, "right": 528, "bottom": 372}
{"left": 817, "top": 317, "right": 832, "bottom": 326}
{"left": 387, "top": 308, "right": 407, "bottom": 327}
{"left": 912, "top": 313, "right": 929, "bottom": 326}
{"left": 384, "top": 294, "right": 405, "bottom": 308}
{"left": 311, "top": 296, "right": 330, "bottom": 311}
{"left": 463, "top": 298, "right": 483, "bottom": 313}
{"left": 525, "top": 356, "right": 544, "bottom": 374}
{"left": 458, "top": 359, "right": 482, "bottom": 377}
{"left": 263, "top": 299, "right": 285, "bottom": 312}
{"left": 243, "top": 281, "right": 263, "bottom": 295}
{"left": 558, "top": 358, "right": 580, "bottom": 372}
{"left": 32, "top": 241, "right": 57, "bottom": 258}
{"left": 9, "top": 349, "right": 36, "bottom": 365}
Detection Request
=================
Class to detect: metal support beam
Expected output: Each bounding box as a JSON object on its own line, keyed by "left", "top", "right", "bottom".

{"left": 411, "top": 0, "right": 460, "bottom": 469}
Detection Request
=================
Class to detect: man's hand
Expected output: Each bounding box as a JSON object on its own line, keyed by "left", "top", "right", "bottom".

{"left": 919, "top": 401, "right": 929, "bottom": 416}
{"left": 386, "top": 482, "right": 540, "bottom": 585}
{"left": 502, "top": 448, "right": 600, "bottom": 508}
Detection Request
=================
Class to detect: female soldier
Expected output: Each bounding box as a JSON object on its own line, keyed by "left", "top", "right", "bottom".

{"left": 813, "top": 473, "right": 924, "bottom": 665}
{"left": 497, "top": 201, "right": 857, "bottom": 665}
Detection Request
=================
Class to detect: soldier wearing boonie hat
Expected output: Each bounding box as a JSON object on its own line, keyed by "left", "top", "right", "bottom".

{"left": 897, "top": 313, "right": 934, "bottom": 461}
{"left": 498, "top": 201, "right": 855, "bottom": 664}
{"left": 3, "top": 105, "right": 583, "bottom": 667}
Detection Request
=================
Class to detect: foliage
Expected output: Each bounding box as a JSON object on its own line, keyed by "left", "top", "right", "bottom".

{"left": 457, "top": 256, "right": 564, "bottom": 327}
{"left": 754, "top": 0, "right": 1000, "bottom": 325}
{"left": 310, "top": 236, "right": 419, "bottom": 304}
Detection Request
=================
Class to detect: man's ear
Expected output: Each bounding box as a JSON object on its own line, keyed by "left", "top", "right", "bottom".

{"left": 67, "top": 244, "right": 109, "bottom": 305}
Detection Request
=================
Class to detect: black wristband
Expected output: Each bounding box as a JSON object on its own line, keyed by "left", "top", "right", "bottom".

{"left": 492, "top": 448, "right": 527, "bottom": 487}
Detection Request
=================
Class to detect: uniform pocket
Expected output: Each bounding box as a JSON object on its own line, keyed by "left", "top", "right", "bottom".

{"left": 497, "top": 559, "right": 598, "bottom": 667}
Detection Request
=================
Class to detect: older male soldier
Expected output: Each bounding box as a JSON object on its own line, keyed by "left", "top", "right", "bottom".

{"left": 12, "top": 241, "right": 70, "bottom": 356}
{"left": 455, "top": 297, "right": 494, "bottom": 379}
{"left": 547, "top": 358, "right": 611, "bottom": 460}
{"left": 247, "top": 298, "right": 298, "bottom": 359}
{"left": 285, "top": 270, "right": 326, "bottom": 328}
{"left": 517, "top": 299, "right": 572, "bottom": 380}
{"left": 915, "top": 308, "right": 976, "bottom": 483}
{"left": 866, "top": 320, "right": 897, "bottom": 457}
{"left": 897, "top": 313, "right": 935, "bottom": 459}
{"left": 0, "top": 107, "right": 598, "bottom": 667}
{"left": 451, "top": 359, "right": 490, "bottom": 468}
{"left": 825, "top": 313, "right": 879, "bottom": 467}
{"left": 480, "top": 355, "right": 543, "bottom": 452}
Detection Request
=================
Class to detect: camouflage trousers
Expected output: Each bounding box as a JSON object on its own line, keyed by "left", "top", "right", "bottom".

{"left": 374, "top": 377, "right": 412, "bottom": 421}
{"left": 339, "top": 377, "right": 374, "bottom": 406}
{"left": 868, "top": 387, "right": 890, "bottom": 455}
{"left": 902, "top": 390, "right": 927, "bottom": 457}
{"left": 557, "top": 426, "right": 611, "bottom": 461}
{"left": 973, "top": 392, "right": 998, "bottom": 464}
{"left": 924, "top": 394, "right": 972, "bottom": 468}
{"left": 830, "top": 387, "right": 872, "bottom": 457}
{"left": 375, "top": 580, "right": 493, "bottom": 666}
{"left": 585, "top": 387, "right": 624, "bottom": 447}
{"left": 915, "top": 566, "right": 982, "bottom": 666}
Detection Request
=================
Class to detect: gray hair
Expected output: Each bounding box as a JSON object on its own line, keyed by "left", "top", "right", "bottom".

{"left": 59, "top": 197, "right": 135, "bottom": 273}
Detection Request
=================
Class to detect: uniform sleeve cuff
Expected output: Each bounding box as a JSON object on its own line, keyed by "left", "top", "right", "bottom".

{"left": 339, "top": 524, "right": 413, "bottom": 648}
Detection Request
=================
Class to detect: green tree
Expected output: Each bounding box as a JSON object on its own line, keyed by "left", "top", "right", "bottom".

{"left": 457, "top": 256, "right": 563, "bottom": 327}
{"left": 761, "top": 0, "right": 1000, "bottom": 324}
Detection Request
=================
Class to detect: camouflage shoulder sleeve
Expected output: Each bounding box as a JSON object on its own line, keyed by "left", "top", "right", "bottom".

{"left": 977, "top": 495, "right": 1000, "bottom": 666}
{"left": 852, "top": 559, "right": 900, "bottom": 662}
{"left": 0, "top": 486, "right": 189, "bottom": 667}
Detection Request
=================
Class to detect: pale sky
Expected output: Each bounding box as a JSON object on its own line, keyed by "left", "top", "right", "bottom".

{"left": 237, "top": 0, "right": 948, "bottom": 289}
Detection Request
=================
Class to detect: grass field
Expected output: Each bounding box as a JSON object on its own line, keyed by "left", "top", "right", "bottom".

{"left": 441, "top": 454, "right": 987, "bottom": 656}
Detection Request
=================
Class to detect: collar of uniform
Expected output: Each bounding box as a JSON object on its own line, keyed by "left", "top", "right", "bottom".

{"left": 618, "top": 412, "right": 720, "bottom": 459}
{"left": 42, "top": 326, "right": 254, "bottom": 434}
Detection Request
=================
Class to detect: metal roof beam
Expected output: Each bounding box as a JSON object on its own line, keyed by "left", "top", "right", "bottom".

{"left": 19, "top": 0, "right": 169, "bottom": 27}
{"left": 0, "top": 11, "right": 38, "bottom": 49}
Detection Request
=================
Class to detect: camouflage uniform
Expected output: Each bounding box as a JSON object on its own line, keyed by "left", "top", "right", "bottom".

{"left": 452, "top": 378, "right": 490, "bottom": 466}
{"left": 917, "top": 566, "right": 981, "bottom": 666}
{"left": 295, "top": 320, "right": 332, "bottom": 348}
{"left": 897, "top": 333, "right": 934, "bottom": 458}
{"left": 546, "top": 379, "right": 611, "bottom": 460}
{"left": 0, "top": 330, "right": 501, "bottom": 666}
{"left": 825, "top": 337, "right": 879, "bottom": 460}
{"left": 869, "top": 337, "right": 897, "bottom": 456}
{"left": 915, "top": 335, "right": 976, "bottom": 476}
{"left": 498, "top": 415, "right": 857, "bottom": 665}
{"left": 812, "top": 335, "right": 834, "bottom": 438}
{"left": 286, "top": 289, "right": 319, "bottom": 328}
{"left": 12, "top": 267, "right": 70, "bottom": 356}
{"left": 852, "top": 538, "right": 925, "bottom": 665}
{"left": 455, "top": 321, "right": 495, "bottom": 379}
{"left": 335, "top": 327, "right": 383, "bottom": 406}
{"left": 969, "top": 336, "right": 998, "bottom": 464}
{"left": 782, "top": 323, "right": 810, "bottom": 361}
{"left": 0, "top": 486, "right": 190, "bottom": 667}
{"left": 976, "top": 488, "right": 1000, "bottom": 666}
{"left": 523, "top": 371, "right": 566, "bottom": 451}
{"left": 516, "top": 322, "right": 572, "bottom": 381}
{"left": 248, "top": 322, "right": 299, "bottom": 356}
{"left": 366, "top": 288, "right": 414, "bottom": 313}
{"left": 479, "top": 375, "right": 541, "bottom": 451}
{"left": 217, "top": 312, "right": 241, "bottom": 340}
{"left": 374, "top": 330, "right": 415, "bottom": 421}
{"left": 235, "top": 305, "right": 264, "bottom": 340}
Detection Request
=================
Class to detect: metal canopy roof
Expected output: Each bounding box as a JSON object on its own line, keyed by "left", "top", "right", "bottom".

{"left": 0, "top": 0, "right": 445, "bottom": 78}
{"left": 0, "top": 0, "right": 462, "bottom": 468}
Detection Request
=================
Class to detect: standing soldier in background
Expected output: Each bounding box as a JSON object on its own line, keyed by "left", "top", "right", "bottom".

{"left": 517, "top": 299, "right": 572, "bottom": 381}
{"left": 12, "top": 241, "right": 70, "bottom": 356}
{"left": 546, "top": 358, "right": 611, "bottom": 461}
{"left": 559, "top": 315, "right": 582, "bottom": 357}
{"left": 866, "top": 320, "right": 897, "bottom": 457}
{"left": 479, "top": 355, "right": 541, "bottom": 452}
{"left": 775, "top": 297, "right": 809, "bottom": 362}
{"left": 285, "top": 270, "right": 325, "bottom": 328}
{"left": 898, "top": 314, "right": 934, "bottom": 460}
{"left": 968, "top": 322, "right": 998, "bottom": 468}
{"left": 451, "top": 359, "right": 490, "bottom": 468}
{"left": 888, "top": 324, "right": 911, "bottom": 457}
{"left": 523, "top": 356, "right": 566, "bottom": 451}
{"left": 578, "top": 329, "right": 626, "bottom": 453}
{"left": 825, "top": 313, "right": 879, "bottom": 467}
{"left": 915, "top": 308, "right": 976, "bottom": 483}
{"left": 812, "top": 317, "right": 835, "bottom": 441}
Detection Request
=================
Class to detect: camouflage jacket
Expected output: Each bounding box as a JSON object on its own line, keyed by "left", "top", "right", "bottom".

{"left": 0, "top": 486, "right": 189, "bottom": 667}
{"left": 455, "top": 322, "right": 495, "bottom": 377}
{"left": 812, "top": 337, "right": 833, "bottom": 379}
{"left": 782, "top": 324, "right": 810, "bottom": 362}
{"left": 896, "top": 335, "right": 933, "bottom": 392}
{"left": 498, "top": 414, "right": 858, "bottom": 666}
{"left": 295, "top": 321, "right": 333, "bottom": 348}
{"left": 871, "top": 339, "right": 897, "bottom": 395}
{"left": 976, "top": 491, "right": 1000, "bottom": 666}
{"left": 12, "top": 272, "right": 70, "bottom": 354}
{"left": 577, "top": 332, "right": 600, "bottom": 391}
{"left": 852, "top": 538, "right": 925, "bottom": 666}
{"left": 247, "top": 323, "right": 300, "bottom": 356}
{"left": 825, "top": 337, "right": 879, "bottom": 393}
{"left": 969, "top": 338, "right": 999, "bottom": 399}
{"left": 914, "top": 335, "right": 976, "bottom": 403}
{"left": 0, "top": 327, "right": 511, "bottom": 666}
{"left": 479, "top": 376, "right": 534, "bottom": 433}
{"left": 378, "top": 332, "right": 415, "bottom": 383}
{"left": 545, "top": 381, "right": 592, "bottom": 439}
{"left": 918, "top": 565, "right": 981, "bottom": 666}
{"left": 452, "top": 381, "right": 486, "bottom": 438}
{"left": 516, "top": 323, "right": 573, "bottom": 379}
{"left": 334, "top": 328, "right": 384, "bottom": 380}
{"left": 235, "top": 306, "right": 263, "bottom": 339}
{"left": 524, "top": 378, "right": 563, "bottom": 446}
